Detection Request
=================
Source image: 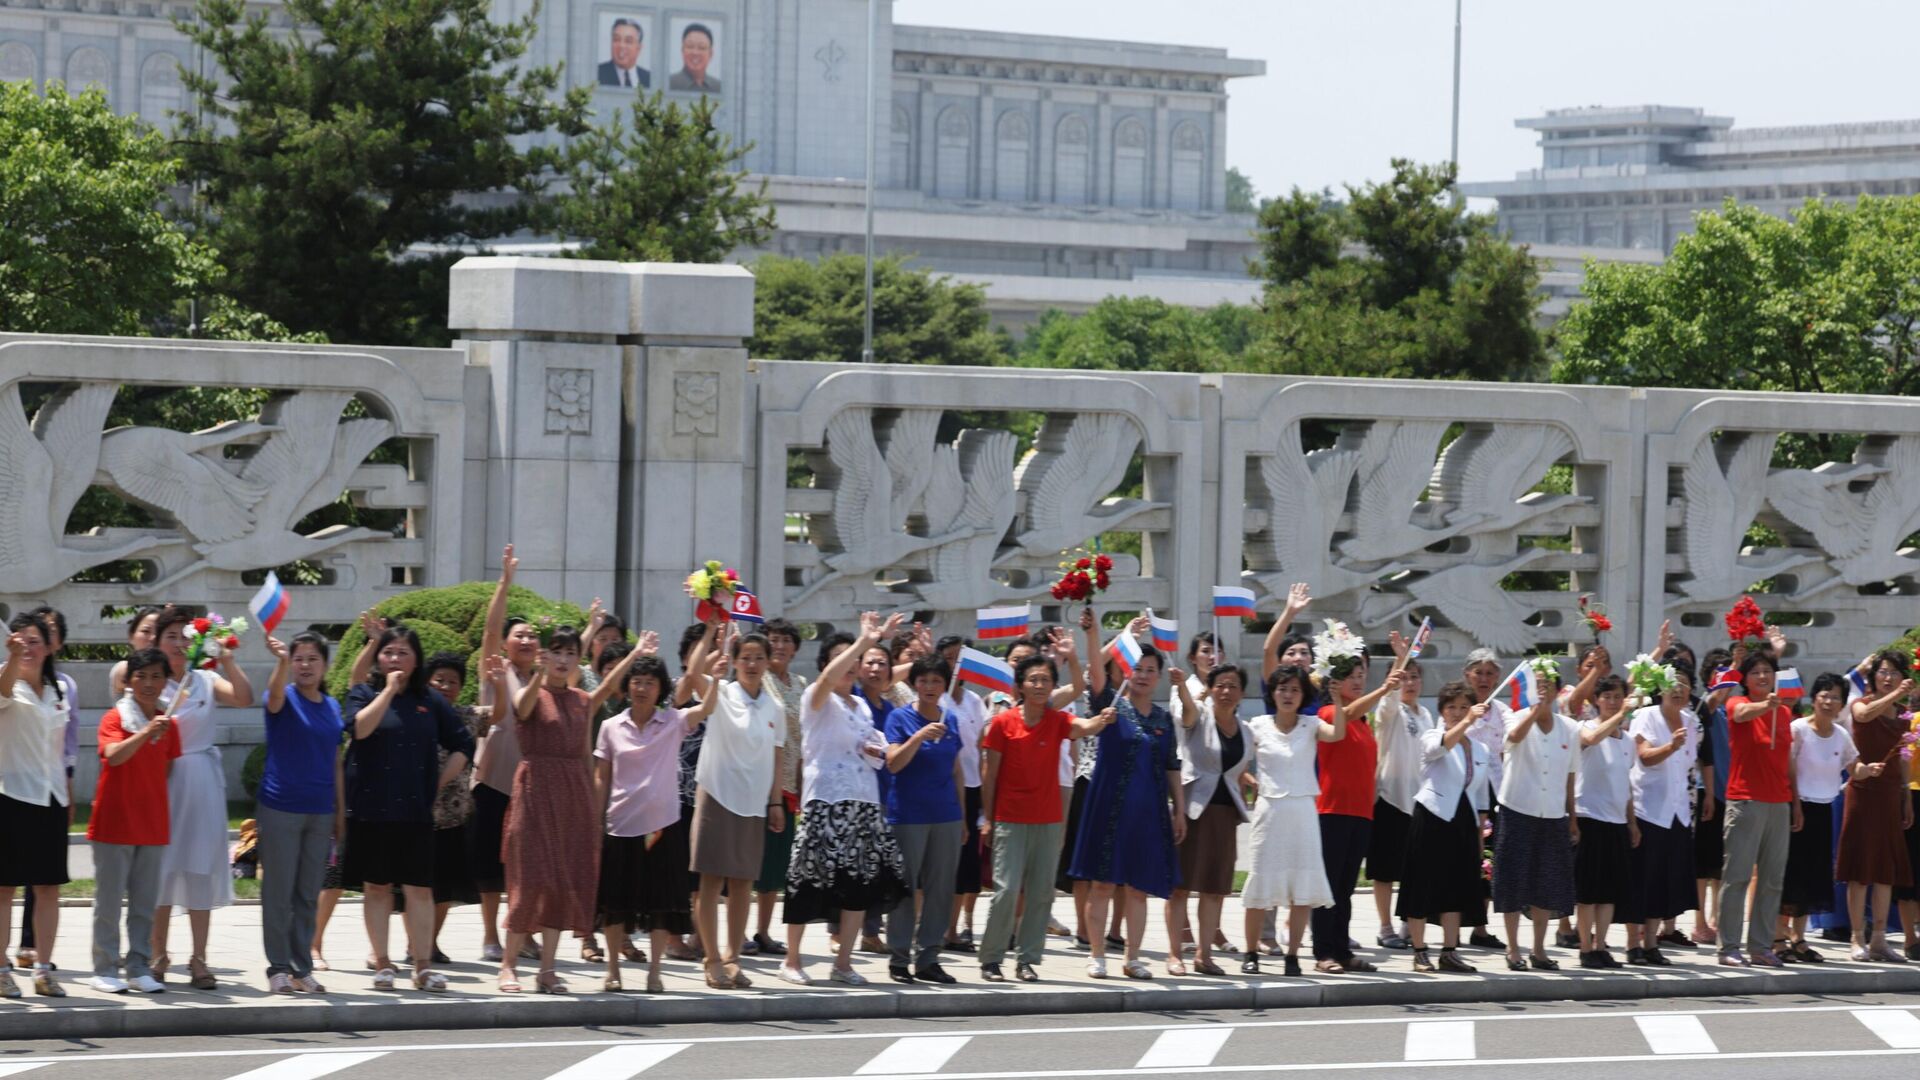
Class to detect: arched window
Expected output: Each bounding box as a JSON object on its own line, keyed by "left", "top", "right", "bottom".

{"left": 1112, "top": 116, "right": 1148, "bottom": 208}
{"left": 139, "top": 52, "right": 185, "bottom": 129}
{"left": 65, "top": 45, "right": 111, "bottom": 96}
{"left": 993, "top": 110, "right": 1031, "bottom": 202}
{"left": 1170, "top": 121, "right": 1206, "bottom": 210}
{"left": 888, "top": 104, "right": 913, "bottom": 189}
{"left": 0, "top": 42, "right": 37, "bottom": 84}
{"left": 934, "top": 105, "right": 972, "bottom": 199}
{"left": 1053, "top": 114, "right": 1090, "bottom": 205}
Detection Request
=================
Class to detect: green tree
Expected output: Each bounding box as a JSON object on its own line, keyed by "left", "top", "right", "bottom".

{"left": 176, "top": 0, "right": 592, "bottom": 347}
{"left": 1226, "top": 166, "right": 1258, "bottom": 213}
{"left": 0, "top": 81, "right": 219, "bottom": 335}
{"left": 1016, "top": 297, "right": 1259, "bottom": 373}
{"left": 546, "top": 91, "right": 774, "bottom": 263}
{"left": 748, "top": 254, "right": 1007, "bottom": 366}
{"left": 1254, "top": 159, "right": 1546, "bottom": 381}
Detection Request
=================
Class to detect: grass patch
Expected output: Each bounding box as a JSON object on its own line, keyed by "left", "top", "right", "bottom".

{"left": 62, "top": 878, "right": 261, "bottom": 901}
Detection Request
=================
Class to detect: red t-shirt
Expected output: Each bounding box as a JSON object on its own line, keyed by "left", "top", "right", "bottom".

{"left": 89, "top": 707, "right": 182, "bottom": 846}
{"left": 1314, "top": 705, "right": 1378, "bottom": 819}
{"left": 1724, "top": 697, "right": 1794, "bottom": 803}
{"left": 982, "top": 707, "right": 1073, "bottom": 825}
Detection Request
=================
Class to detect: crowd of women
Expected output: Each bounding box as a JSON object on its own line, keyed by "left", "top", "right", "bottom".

{"left": 2, "top": 558, "right": 1916, "bottom": 998}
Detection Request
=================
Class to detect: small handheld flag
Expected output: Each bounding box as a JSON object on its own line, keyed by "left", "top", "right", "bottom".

{"left": 976, "top": 604, "right": 1030, "bottom": 642}
{"left": 1147, "top": 611, "right": 1179, "bottom": 654}
{"left": 728, "top": 587, "right": 764, "bottom": 625}
{"left": 1406, "top": 617, "right": 1433, "bottom": 660}
{"left": 1212, "top": 586, "right": 1256, "bottom": 620}
{"left": 1847, "top": 666, "right": 1871, "bottom": 700}
{"left": 248, "top": 572, "right": 290, "bottom": 636}
{"left": 1775, "top": 667, "right": 1805, "bottom": 701}
{"left": 1709, "top": 667, "right": 1744, "bottom": 694}
{"left": 1493, "top": 663, "right": 1540, "bottom": 711}
{"left": 1107, "top": 632, "right": 1144, "bottom": 679}
{"left": 956, "top": 647, "right": 1016, "bottom": 696}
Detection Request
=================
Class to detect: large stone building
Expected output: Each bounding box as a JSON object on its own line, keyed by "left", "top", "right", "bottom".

{"left": 0, "top": 0, "right": 1266, "bottom": 324}
{"left": 1462, "top": 104, "right": 1920, "bottom": 318}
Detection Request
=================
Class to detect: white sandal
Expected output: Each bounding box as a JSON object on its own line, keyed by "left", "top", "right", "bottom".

{"left": 372, "top": 967, "right": 397, "bottom": 991}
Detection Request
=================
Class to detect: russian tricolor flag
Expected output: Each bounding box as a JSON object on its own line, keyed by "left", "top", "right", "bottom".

{"left": 1148, "top": 612, "right": 1179, "bottom": 655}
{"left": 1775, "top": 667, "right": 1805, "bottom": 701}
{"left": 1108, "top": 632, "right": 1144, "bottom": 678}
{"left": 956, "top": 647, "right": 1016, "bottom": 696}
{"left": 248, "top": 571, "right": 290, "bottom": 635}
{"left": 976, "top": 605, "right": 1030, "bottom": 642}
{"left": 728, "top": 587, "right": 764, "bottom": 624}
{"left": 1212, "top": 586, "right": 1256, "bottom": 620}
{"left": 1407, "top": 616, "right": 1433, "bottom": 660}
{"left": 1495, "top": 663, "right": 1539, "bottom": 711}
{"left": 1709, "top": 667, "right": 1744, "bottom": 693}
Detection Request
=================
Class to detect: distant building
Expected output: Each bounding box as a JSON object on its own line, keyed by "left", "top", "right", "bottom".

{"left": 0, "top": 0, "right": 1265, "bottom": 328}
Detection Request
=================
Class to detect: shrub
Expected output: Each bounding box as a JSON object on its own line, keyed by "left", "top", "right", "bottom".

{"left": 323, "top": 585, "right": 586, "bottom": 705}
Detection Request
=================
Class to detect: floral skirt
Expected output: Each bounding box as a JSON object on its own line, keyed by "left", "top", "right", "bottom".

{"left": 782, "top": 800, "right": 908, "bottom": 925}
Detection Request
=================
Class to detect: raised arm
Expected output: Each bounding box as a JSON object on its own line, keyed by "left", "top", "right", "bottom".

{"left": 1168, "top": 664, "right": 1200, "bottom": 727}
{"left": 810, "top": 611, "right": 902, "bottom": 711}
{"left": 588, "top": 631, "right": 660, "bottom": 716}
{"left": 1340, "top": 666, "right": 1402, "bottom": 723}
{"left": 102, "top": 711, "right": 171, "bottom": 768}
{"left": 348, "top": 609, "right": 385, "bottom": 688}
{"left": 264, "top": 636, "right": 292, "bottom": 714}
{"left": 581, "top": 598, "right": 608, "bottom": 665}
{"left": 1047, "top": 626, "right": 1085, "bottom": 709}
{"left": 1851, "top": 677, "right": 1913, "bottom": 724}
{"left": 1730, "top": 693, "right": 1781, "bottom": 724}
{"left": 1506, "top": 693, "right": 1551, "bottom": 744}
{"left": 1563, "top": 653, "right": 1604, "bottom": 719}
{"left": 353, "top": 680, "right": 400, "bottom": 739}
{"left": 1261, "top": 582, "right": 1311, "bottom": 682}
{"left": 480, "top": 544, "right": 518, "bottom": 661}
{"left": 512, "top": 662, "right": 548, "bottom": 721}
{"left": 1082, "top": 607, "right": 1106, "bottom": 697}
{"left": 1580, "top": 702, "right": 1630, "bottom": 748}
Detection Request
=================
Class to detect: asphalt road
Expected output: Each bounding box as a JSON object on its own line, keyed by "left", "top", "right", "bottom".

{"left": 3, "top": 995, "right": 1918, "bottom": 1080}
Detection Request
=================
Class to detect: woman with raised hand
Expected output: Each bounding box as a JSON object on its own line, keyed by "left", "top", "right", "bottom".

{"left": 150, "top": 605, "right": 254, "bottom": 991}
{"left": 1396, "top": 682, "right": 1486, "bottom": 974}
{"left": 257, "top": 633, "right": 346, "bottom": 993}
{"left": 500, "top": 626, "right": 625, "bottom": 992}
{"left": 1780, "top": 672, "right": 1856, "bottom": 961}
{"left": 881, "top": 655, "right": 968, "bottom": 984}
{"left": 747, "top": 618, "right": 809, "bottom": 958}
{"left": 938, "top": 634, "right": 991, "bottom": 954}
{"left": 1493, "top": 660, "right": 1579, "bottom": 972}
{"left": 1838, "top": 650, "right": 1915, "bottom": 962}
{"left": 1169, "top": 664, "right": 1253, "bottom": 976}
{"left": 468, "top": 547, "right": 538, "bottom": 963}
{"left": 1572, "top": 675, "right": 1636, "bottom": 969}
{"left": 1717, "top": 652, "right": 1795, "bottom": 968}
{"left": 595, "top": 633, "right": 719, "bottom": 992}
{"left": 1369, "top": 629, "right": 1434, "bottom": 952}
{"left": 1623, "top": 667, "right": 1700, "bottom": 966}
{"left": 779, "top": 613, "right": 910, "bottom": 986}
{"left": 0, "top": 615, "right": 73, "bottom": 997}
{"left": 1239, "top": 664, "right": 1353, "bottom": 977}
{"left": 1310, "top": 647, "right": 1403, "bottom": 975}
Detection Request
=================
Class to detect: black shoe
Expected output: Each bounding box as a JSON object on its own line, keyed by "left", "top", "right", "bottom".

{"left": 888, "top": 965, "right": 915, "bottom": 984}
{"left": 979, "top": 963, "right": 1005, "bottom": 982}
{"left": 1644, "top": 947, "right": 1672, "bottom": 967}
{"left": 1073, "top": 936, "right": 1091, "bottom": 951}
{"left": 1283, "top": 954, "right": 1302, "bottom": 977}
{"left": 1626, "top": 947, "right": 1648, "bottom": 965}
{"left": 1657, "top": 930, "right": 1691, "bottom": 948}
{"left": 1596, "top": 949, "right": 1622, "bottom": 969}
{"left": 1528, "top": 954, "right": 1561, "bottom": 971}
{"left": 1104, "top": 934, "right": 1125, "bottom": 949}
{"left": 1014, "top": 962, "right": 1040, "bottom": 982}
{"left": 1556, "top": 930, "right": 1581, "bottom": 949}
{"left": 1470, "top": 930, "right": 1505, "bottom": 949}
{"left": 913, "top": 964, "right": 957, "bottom": 984}
{"left": 1578, "top": 950, "right": 1605, "bottom": 969}
{"left": 944, "top": 938, "right": 976, "bottom": 954}
{"left": 752, "top": 933, "right": 788, "bottom": 957}
{"left": 1240, "top": 951, "right": 1260, "bottom": 975}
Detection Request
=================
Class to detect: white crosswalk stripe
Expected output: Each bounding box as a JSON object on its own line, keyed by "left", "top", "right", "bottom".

{"left": 0, "top": 1066, "right": 49, "bottom": 1079}
{"left": 854, "top": 1036, "right": 972, "bottom": 1075}
{"left": 1403, "top": 1020, "right": 1476, "bottom": 1061}
{"left": 217, "top": 1053, "right": 389, "bottom": 1080}
{"left": 1134, "top": 1028, "right": 1234, "bottom": 1069}
{"left": 537, "top": 1045, "right": 691, "bottom": 1080}
{"left": 1634, "top": 1014, "right": 1718, "bottom": 1055}
{"left": 1853, "top": 1009, "right": 1920, "bottom": 1049}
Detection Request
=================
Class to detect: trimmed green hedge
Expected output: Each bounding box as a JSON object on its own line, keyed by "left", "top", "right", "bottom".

{"left": 324, "top": 584, "right": 587, "bottom": 705}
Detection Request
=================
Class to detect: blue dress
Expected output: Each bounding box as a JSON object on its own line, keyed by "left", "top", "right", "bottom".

{"left": 1067, "top": 693, "right": 1182, "bottom": 898}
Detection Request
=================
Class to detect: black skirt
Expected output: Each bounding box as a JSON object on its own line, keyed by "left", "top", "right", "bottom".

{"left": 1492, "top": 806, "right": 1575, "bottom": 916}
{"left": 955, "top": 786, "right": 984, "bottom": 893}
{"left": 1619, "top": 817, "right": 1695, "bottom": 924}
{"left": 1782, "top": 799, "right": 1837, "bottom": 916}
{"left": 1693, "top": 788, "right": 1723, "bottom": 879}
{"left": 431, "top": 822, "right": 479, "bottom": 906}
{"left": 1366, "top": 798, "right": 1412, "bottom": 883}
{"left": 1574, "top": 817, "right": 1632, "bottom": 906}
{"left": 342, "top": 818, "right": 434, "bottom": 889}
{"left": 1056, "top": 777, "right": 1090, "bottom": 890}
{"left": 468, "top": 783, "right": 510, "bottom": 893}
{"left": 597, "top": 820, "right": 693, "bottom": 934}
{"left": 1395, "top": 796, "right": 1487, "bottom": 925}
{"left": 0, "top": 794, "right": 69, "bottom": 886}
{"left": 783, "top": 800, "right": 909, "bottom": 925}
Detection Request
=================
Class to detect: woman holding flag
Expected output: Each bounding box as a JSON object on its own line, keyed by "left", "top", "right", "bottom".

{"left": 1169, "top": 663, "right": 1253, "bottom": 976}
{"left": 1491, "top": 657, "right": 1579, "bottom": 971}
{"left": 256, "top": 628, "right": 345, "bottom": 994}
{"left": 151, "top": 605, "right": 255, "bottom": 991}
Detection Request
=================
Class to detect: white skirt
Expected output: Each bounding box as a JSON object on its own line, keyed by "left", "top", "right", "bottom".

{"left": 156, "top": 748, "right": 234, "bottom": 910}
{"left": 1239, "top": 794, "right": 1334, "bottom": 911}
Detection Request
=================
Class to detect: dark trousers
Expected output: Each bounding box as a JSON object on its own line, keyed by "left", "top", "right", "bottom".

{"left": 1311, "top": 813, "right": 1371, "bottom": 962}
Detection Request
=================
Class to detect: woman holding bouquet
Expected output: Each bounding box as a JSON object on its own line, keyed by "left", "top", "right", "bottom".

{"left": 1838, "top": 650, "right": 1915, "bottom": 962}
{"left": 1311, "top": 637, "right": 1402, "bottom": 975}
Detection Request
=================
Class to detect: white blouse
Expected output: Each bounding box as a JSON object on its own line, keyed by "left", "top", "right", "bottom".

{"left": 1468, "top": 698, "right": 1511, "bottom": 794}
{"left": 1414, "top": 726, "right": 1478, "bottom": 822}
{"left": 695, "top": 680, "right": 786, "bottom": 817}
{"left": 1629, "top": 705, "right": 1700, "bottom": 829}
{"left": 1574, "top": 720, "right": 1633, "bottom": 825}
{"left": 800, "top": 691, "right": 885, "bottom": 806}
{"left": 1374, "top": 693, "right": 1432, "bottom": 816}
{"left": 1497, "top": 710, "right": 1579, "bottom": 820}
{"left": 1789, "top": 718, "right": 1858, "bottom": 804}
{"left": 949, "top": 687, "right": 990, "bottom": 788}
{"left": 1246, "top": 714, "right": 1330, "bottom": 800}
{"left": 0, "top": 680, "right": 69, "bottom": 806}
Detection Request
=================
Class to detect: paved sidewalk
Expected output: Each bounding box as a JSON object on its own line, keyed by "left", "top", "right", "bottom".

{"left": 6, "top": 893, "right": 1919, "bottom": 1039}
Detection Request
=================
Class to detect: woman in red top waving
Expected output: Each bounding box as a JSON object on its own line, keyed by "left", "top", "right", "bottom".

{"left": 1717, "top": 652, "right": 1795, "bottom": 968}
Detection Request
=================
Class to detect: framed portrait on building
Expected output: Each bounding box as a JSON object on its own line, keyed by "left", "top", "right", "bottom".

{"left": 596, "top": 11, "right": 654, "bottom": 90}
{"left": 667, "top": 15, "right": 722, "bottom": 95}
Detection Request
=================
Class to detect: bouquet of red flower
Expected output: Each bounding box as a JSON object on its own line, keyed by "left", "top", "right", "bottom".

{"left": 684, "top": 560, "right": 741, "bottom": 622}
{"left": 1050, "top": 548, "right": 1113, "bottom": 606}
{"left": 1577, "top": 594, "right": 1612, "bottom": 637}
{"left": 1724, "top": 596, "right": 1767, "bottom": 647}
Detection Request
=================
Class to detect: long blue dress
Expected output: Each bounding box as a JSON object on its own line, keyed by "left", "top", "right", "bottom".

{"left": 1067, "top": 692, "right": 1182, "bottom": 898}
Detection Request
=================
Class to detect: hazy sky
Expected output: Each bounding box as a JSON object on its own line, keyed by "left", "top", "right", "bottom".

{"left": 895, "top": 0, "right": 1920, "bottom": 205}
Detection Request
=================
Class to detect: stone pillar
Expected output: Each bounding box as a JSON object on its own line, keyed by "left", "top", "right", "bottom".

{"left": 617, "top": 264, "right": 757, "bottom": 634}
{"left": 447, "top": 257, "right": 629, "bottom": 608}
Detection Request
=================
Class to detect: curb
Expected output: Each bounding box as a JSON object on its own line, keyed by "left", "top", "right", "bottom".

{"left": 6, "top": 965, "right": 1920, "bottom": 1041}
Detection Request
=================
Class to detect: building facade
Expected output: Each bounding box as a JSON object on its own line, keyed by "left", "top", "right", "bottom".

{"left": 0, "top": 0, "right": 1266, "bottom": 323}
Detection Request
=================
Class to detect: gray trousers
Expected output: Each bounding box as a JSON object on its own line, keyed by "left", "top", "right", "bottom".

{"left": 258, "top": 804, "right": 334, "bottom": 978}
{"left": 887, "top": 821, "right": 964, "bottom": 970}
{"left": 91, "top": 841, "right": 162, "bottom": 979}
{"left": 1719, "top": 799, "right": 1791, "bottom": 956}
{"left": 979, "top": 821, "right": 1063, "bottom": 967}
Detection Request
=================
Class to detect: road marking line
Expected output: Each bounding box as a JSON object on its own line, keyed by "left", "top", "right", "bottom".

{"left": 0, "top": 1066, "right": 49, "bottom": 1079}
{"left": 855, "top": 1037, "right": 972, "bottom": 1075}
{"left": 1634, "top": 1014, "right": 1717, "bottom": 1055}
{"left": 1853, "top": 1009, "right": 1920, "bottom": 1049}
{"left": 218, "top": 1052, "right": 389, "bottom": 1080}
{"left": 539, "top": 1044, "right": 692, "bottom": 1080}
{"left": 1135, "top": 1028, "right": 1233, "bottom": 1068}
{"left": 1403, "top": 1020, "right": 1475, "bottom": 1061}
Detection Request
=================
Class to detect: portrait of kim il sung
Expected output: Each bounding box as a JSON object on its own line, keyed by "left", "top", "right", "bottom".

{"left": 597, "top": 13, "right": 651, "bottom": 89}
{"left": 668, "top": 16, "right": 721, "bottom": 94}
